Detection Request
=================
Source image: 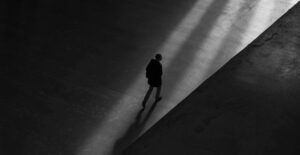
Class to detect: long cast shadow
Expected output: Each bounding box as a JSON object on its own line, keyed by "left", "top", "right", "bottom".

{"left": 112, "top": 100, "right": 160, "bottom": 155}
{"left": 111, "top": 1, "right": 232, "bottom": 151}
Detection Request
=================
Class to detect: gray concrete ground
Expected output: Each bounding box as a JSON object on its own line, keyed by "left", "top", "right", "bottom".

{"left": 122, "top": 2, "right": 300, "bottom": 155}
{"left": 1, "top": 0, "right": 298, "bottom": 155}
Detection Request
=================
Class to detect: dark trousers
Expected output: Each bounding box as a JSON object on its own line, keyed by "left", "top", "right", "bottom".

{"left": 142, "top": 86, "right": 161, "bottom": 107}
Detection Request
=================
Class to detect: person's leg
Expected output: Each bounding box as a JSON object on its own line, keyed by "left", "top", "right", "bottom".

{"left": 142, "top": 86, "right": 153, "bottom": 107}
{"left": 155, "top": 86, "right": 162, "bottom": 101}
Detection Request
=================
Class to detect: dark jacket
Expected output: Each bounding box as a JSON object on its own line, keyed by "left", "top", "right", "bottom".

{"left": 146, "top": 59, "right": 162, "bottom": 87}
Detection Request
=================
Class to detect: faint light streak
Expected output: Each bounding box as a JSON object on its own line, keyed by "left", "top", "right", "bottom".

{"left": 77, "top": 0, "right": 213, "bottom": 155}
{"left": 78, "top": 95, "right": 140, "bottom": 155}
{"left": 158, "top": 0, "right": 215, "bottom": 67}
{"left": 144, "top": 0, "right": 300, "bottom": 130}
{"left": 77, "top": 0, "right": 299, "bottom": 154}
{"left": 240, "top": 0, "right": 275, "bottom": 47}
{"left": 146, "top": 0, "right": 255, "bottom": 129}
{"left": 269, "top": 0, "right": 299, "bottom": 24}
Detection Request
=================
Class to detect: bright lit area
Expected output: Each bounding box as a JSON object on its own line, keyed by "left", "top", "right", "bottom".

{"left": 78, "top": 0, "right": 298, "bottom": 155}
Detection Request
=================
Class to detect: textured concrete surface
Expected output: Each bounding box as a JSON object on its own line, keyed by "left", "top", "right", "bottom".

{"left": 122, "top": 2, "right": 300, "bottom": 155}
{"left": 1, "top": 0, "right": 298, "bottom": 155}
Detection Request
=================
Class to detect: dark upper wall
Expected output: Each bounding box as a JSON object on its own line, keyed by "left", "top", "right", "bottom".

{"left": 1, "top": 0, "right": 198, "bottom": 154}
{"left": 1, "top": 0, "right": 199, "bottom": 94}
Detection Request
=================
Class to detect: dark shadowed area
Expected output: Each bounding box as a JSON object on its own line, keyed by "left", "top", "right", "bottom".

{"left": 1, "top": 0, "right": 198, "bottom": 154}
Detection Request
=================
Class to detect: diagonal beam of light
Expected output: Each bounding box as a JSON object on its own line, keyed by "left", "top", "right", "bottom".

{"left": 77, "top": 0, "right": 214, "bottom": 155}
{"left": 144, "top": 0, "right": 299, "bottom": 132}
{"left": 147, "top": 0, "right": 254, "bottom": 130}
{"left": 78, "top": 0, "right": 299, "bottom": 154}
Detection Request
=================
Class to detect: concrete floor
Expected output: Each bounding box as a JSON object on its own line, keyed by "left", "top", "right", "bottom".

{"left": 1, "top": 0, "right": 298, "bottom": 155}
{"left": 122, "top": 2, "right": 300, "bottom": 154}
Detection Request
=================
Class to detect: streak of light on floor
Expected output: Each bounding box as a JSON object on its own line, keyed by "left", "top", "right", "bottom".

{"left": 77, "top": 1, "right": 211, "bottom": 154}
{"left": 77, "top": 0, "right": 298, "bottom": 155}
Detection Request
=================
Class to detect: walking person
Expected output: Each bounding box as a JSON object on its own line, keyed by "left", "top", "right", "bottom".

{"left": 142, "top": 54, "right": 163, "bottom": 107}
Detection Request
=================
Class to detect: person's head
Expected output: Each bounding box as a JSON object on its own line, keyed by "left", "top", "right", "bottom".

{"left": 155, "top": 54, "right": 162, "bottom": 61}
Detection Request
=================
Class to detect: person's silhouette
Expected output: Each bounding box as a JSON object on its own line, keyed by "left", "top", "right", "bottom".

{"left": 142, "top": 54, "right": 163, "bottom": 107}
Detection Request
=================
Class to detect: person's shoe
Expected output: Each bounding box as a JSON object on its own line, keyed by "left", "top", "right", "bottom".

{"left": 155, "top": 96, "right": 162, "bottom": 102}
